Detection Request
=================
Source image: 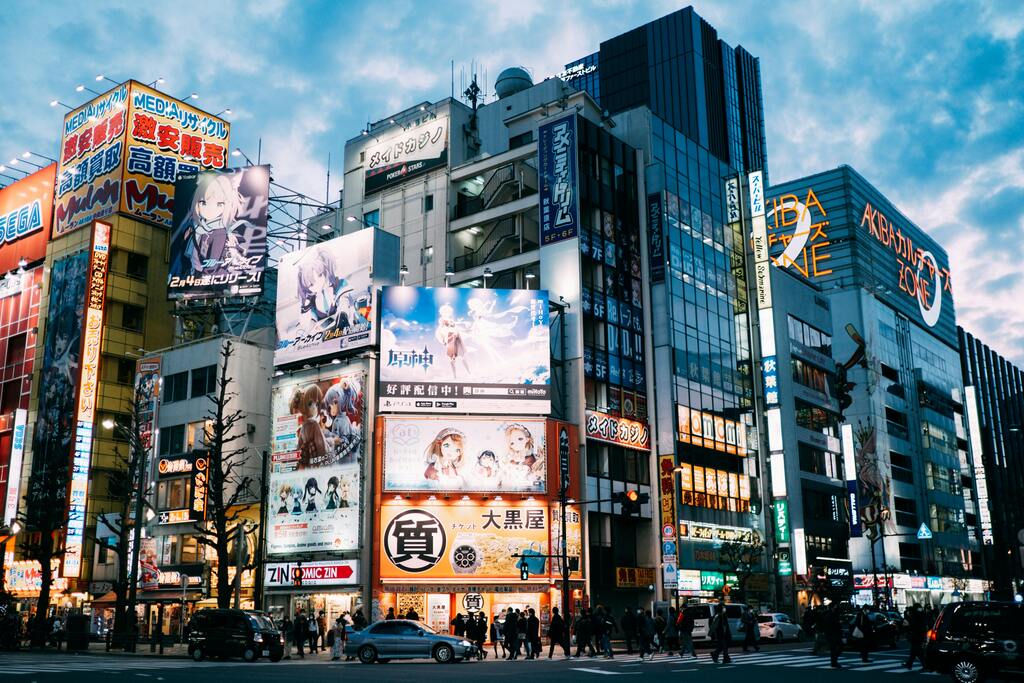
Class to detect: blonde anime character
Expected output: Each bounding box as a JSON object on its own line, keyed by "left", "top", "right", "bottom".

{"left": 276, "top": 483, "right": 294, "bottom": 514}
{"left": 504, "top": 423, "right": 543, "bottom": 487}
{"left": 423, "top": 427, "right": 466, "bottom": 485}
{"left": 435, "top": 303, "right": 470, "bottom": 378}
{"left": 169, "top": 172, "right": 248, "bottom": 278}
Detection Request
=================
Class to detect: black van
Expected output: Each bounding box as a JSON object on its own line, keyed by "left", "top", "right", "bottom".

{"left": 187, "top": 609, "right": 284, "bottom": 662}
{"left": 924, "top": 601, "right": 1024, "bottom": 682}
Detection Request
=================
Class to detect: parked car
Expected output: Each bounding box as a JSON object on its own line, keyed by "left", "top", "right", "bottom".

{"left": 758, "top": 613, "right": 805, "bottom": 642}
{"left": 924, "top": 601, "right": 1024, "bottom": 683}
{"left": 345, "top": 619, "right": 476, "bottom": 663}
{"left": 840, "top": 609, "right": 899, "bottom": 649}
{"left": 187, "top": 609, "right": 283, "bottom": 663}
{"left": 684, "top": 602, "right": 749, "bottom": 642}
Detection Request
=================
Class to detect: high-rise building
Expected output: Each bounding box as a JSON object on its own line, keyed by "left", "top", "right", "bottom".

{"left": 958, "top": 327, "right": 1023, "bottom": 598}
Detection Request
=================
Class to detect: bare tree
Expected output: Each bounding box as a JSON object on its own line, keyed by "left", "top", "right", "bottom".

{"left": 719, "top": 534, "right": 765, "bottom": 602}
{"left": 190, "top": 340, "right": 260, "bottom": 608}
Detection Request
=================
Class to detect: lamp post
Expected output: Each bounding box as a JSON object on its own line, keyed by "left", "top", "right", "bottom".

{"left": 0, "top": 521, "right": 23, "bottom": 593}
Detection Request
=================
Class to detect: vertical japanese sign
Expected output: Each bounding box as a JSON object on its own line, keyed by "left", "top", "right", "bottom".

{"left": 2, "top": 409, "right": 28, "bottom": 525}
{"left": 65, "top": 220, "right": 111, "bottom": 577}
{"left": 135, "top": 357, "right": 161, "bottom": 469}
{"left": 647, "top": 193, "right": 665, "bottom": 283}
{"left": 538, "top": 113, "right": 579, "bottom": 245}
{"left": 761, "top": 355, "right": 779, "bottom": 407}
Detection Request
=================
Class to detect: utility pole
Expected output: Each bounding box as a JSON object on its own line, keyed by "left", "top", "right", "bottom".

{"left": 125, "top": 416, "right": 147, "bottom": 653}
{"left": 254, "top": 449, "right": 269, "bottom": 611}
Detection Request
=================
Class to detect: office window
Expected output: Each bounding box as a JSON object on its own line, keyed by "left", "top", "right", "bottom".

{"left": 121, "top": 303, "right": 145, "bottom": 332}
{"left": 116, "top": 357, "right": 135, "bottom": 385}
{"left": 893, "top": 496, "right": 917, "bottom": 528}
{"left": 164, "top": 372, "right": 189, "bottom": 403}
{"left": 159, "top": 424, "right": 186, "bottom": 456}
{"left": 794, "top": 398, "right": 839, "bottom": 436}
{"left": 157, "top": 478, "right": 190, "bottom": 510}
{"left": 363, "top": 209, "right": 380, "bottom": 228}
{"left": 798, "top": 443, "right": 841, "bottom": 479}
{"left": 191, "top": 365, "right": 217, "bottom": 398}
{"left": 125, "top": 251, "right": 149, "bottom": 279}
{"left": 890, "top": 451, "right": 914, "bottom": 484}
{"left": 423, "top": 194, "right": 434, "bottom": 212}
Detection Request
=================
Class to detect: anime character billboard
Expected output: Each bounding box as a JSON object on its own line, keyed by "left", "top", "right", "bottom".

{"left": 167, "top": 165, "right": 269, "bottom": 300}
{"left": 267, "top": 367, "right": 365, "bottom": 555}
{"left": 381, "top": 416, "right": 547, "bottom": 493}
{"left": 378, "top": 286, "right": 551, "bottom": 414}
{"left": 275, "top": 230, "right": 375, "bottom": 366}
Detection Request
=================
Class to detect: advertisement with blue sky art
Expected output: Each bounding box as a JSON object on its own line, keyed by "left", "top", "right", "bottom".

{"left": 378, "top": 286, "right": 550, "bottom": 414}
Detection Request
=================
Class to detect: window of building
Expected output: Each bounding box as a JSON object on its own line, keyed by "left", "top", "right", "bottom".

{"left": 898, "top": 542, "right": 923, "bottom": 571}
{"left": 798, "top": 443, "right": 841, "bottom": 479}
{"left": 794, "top": 398, "right": 839, "bottom": 436}
{"left": 164, "top": 372, "right": 188, "bottom": 403}
{"left": 117, "top": 357, "right": 135, "bottom": 385}
{"left": 421, "top": 246, "right": 434, "bottom": 265}
{"left": 125, "top": 251, "right": 148, "bottom": 279}
{"left": 363, "top": 209, "right": 380, "bottom": 228}
{"left": 121, "top": 303, "right": 145, "bottom": 332}
{"left": 191, "top": 365, "right": 217, "bottom": 398}
{"left": 180, "top": 535, "right": 201, "bottom": 563}
{"left": 156, "top": 477, "right": 190, "bottom": 510}
{"left": 926, "top": 463, "right": 962, "bottom": 495}
{"left": 5, "top": 332, "right": 27, "bottom": 367}
{"left": 509, "top": 131, "right": 534, "bottom": 149}
{"left": 187, "top": 420, "right": 209, "bottom": 450}
{"left": 792, "top": 358, "right": 834, "bottom": 395}
{"left": 97, "top": 542, "right": 110, "bottom": 565}
{"left": 930, "top": 503, "right": 965, "bottom": 534}
{"left": 890, "top": 451, "right": 914, "bottom": 484}
{"left": 423, "top": 194, "right": 434, "bottom": 212}
{"left": 893, "top": 496, "right": 917, "bottom": 528}
{"left": 159, "top": 424, "right": 186, "bottom": 456}
{"left": 787, "top": 315, "right": 831, "bottom": 356}
{"left": 803, "top": 488, "right": 841, "bottom": 523}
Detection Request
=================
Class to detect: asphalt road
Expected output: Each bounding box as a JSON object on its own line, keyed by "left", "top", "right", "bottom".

{"left": 1, "top": 643, "right": 946, "bottom": 682}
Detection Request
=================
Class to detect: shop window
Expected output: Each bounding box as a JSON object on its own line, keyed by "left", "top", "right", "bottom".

{"left": 191, "top": 364, "right": 217, "bottom": 397}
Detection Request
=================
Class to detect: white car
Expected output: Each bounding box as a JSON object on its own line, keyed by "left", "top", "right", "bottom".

{"left": 758, "top": 613, "right": 804, "bottom": 642}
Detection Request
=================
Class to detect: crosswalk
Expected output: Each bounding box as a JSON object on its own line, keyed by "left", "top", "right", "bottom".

{"left": 578, "top": 650, "right": 940, "bottom": 676}
{"left": 2, "top": 654, "right": 246, "bottom": 676}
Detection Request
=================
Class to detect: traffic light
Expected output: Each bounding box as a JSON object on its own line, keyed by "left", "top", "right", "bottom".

{"left": 615, "top": 490, "right": 649, "bottom": 515}
{"left": 519, "top": 559, "right": 529, "bottom": 581}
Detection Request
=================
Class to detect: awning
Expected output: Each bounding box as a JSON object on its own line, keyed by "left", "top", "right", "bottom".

{"left": 91, "top": 589, "right": 203, "bottom": 606}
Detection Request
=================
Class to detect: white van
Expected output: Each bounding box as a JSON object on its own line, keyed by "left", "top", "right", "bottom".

{"left": 683, "top": 602, "right": 748, "bottom": 642}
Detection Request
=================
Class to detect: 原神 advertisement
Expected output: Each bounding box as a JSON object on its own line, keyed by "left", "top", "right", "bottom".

{"left": 382, "top": 416, "right": 547, "bottom": 493}
{"left": 167, "top": 165, "right": 269, "bottom": 300}
{"left": 275, "top": 231, "right": 375, "bottom": 366}
{"left": 378, "top": 286, "right": 551, "bottom": 414}
{"left": 267, "top": 367, "right": 365, "bottom": 555}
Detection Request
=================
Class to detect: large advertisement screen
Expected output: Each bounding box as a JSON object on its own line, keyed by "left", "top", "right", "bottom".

{"left": 378, "top": 286, "right": 551, "bottom": 414}
{"left": 0, "top": 164, "right": 55, "bottom": 272}
{"left": 381, "top": 416, "right": 547, "bottom": 493}
{"left": 167, "top": 165, "right": 270, "bottom": 300}
{"left": 364, "top": 116, "right": 448, "bottom": 195}
{"left": 267, "top": 367, "right": 365, "bottom": 555}
{"left": 275, "top": 230, "right": 375, "bottom": 366}
{"left": 378, "top": 502, "right": 549, "bottom": 580}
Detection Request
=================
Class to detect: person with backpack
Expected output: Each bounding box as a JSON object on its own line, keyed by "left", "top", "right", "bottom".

{"left": 852, "top": 605, "right": 874, "bottom": 663}
{"left": 710, "top": 600, "right": 731, "bottom": 664}
{"left": 620, "top": 607, "right": 637, "bottom": 654}
{"left": 548, "top": 606, "right": 568, "bottom": 658}
{"left": 677, "top": 606, "right": 697, "bottom": 658}
{"left": 741, "top": 606, "right": 760, "bottom": 653}
{"left": 638, "top": 609, "right": 657, "bottom": 660}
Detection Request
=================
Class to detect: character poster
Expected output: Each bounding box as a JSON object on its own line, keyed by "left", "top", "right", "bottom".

{"left": 275, "top": 230, "right": 375, "bottom": 366}
{"left": 167, "top": 165, "right": 269, "bottom": 300}
{"left": 267, "top": 367, "right": 365, "bottom": 555}
{"left": 381, "top": 416, "right": 547, "bottom": 493}
{"left": 139, "top": 537, "right": 159, "bottom": 590}
{"left": 30, "top": 252, "right": 89, "bottom": 480}
{"left": 378, "top": 286, "right": 551, "bottom": 414}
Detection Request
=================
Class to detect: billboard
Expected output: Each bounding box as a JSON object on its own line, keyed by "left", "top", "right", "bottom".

{"left": 378, "top": 286, "right": 551, "bottom": 414}
{"left": 364, "top": 116, "right": 448, "bottom": 195}
{"left": 0, "top": 164, "right": 55, "bottom": 272}
{"left": 275, "top": 230, "right": 375, "bottom": 366}
{"left": 677, "top": 405, "right": 749, "bottom": 455}
{"left": 584, "top": 409, "right": 650, "bottom": 451}
{"left": 167, "top": 165, "right": 270, "bottom": 300}
{"left": 55, "top": 81, "right": 230, "bottom": 235}
{"left": 378, "top": 503, "right": 549, "bottom": 580}
{"left": 381, "top": 416, "right": 547, "bottom": 493}
{"left": 267, "top": 367, "right": 365, "bottom": 555}
{"left": 538, "top": 113, "right": 579, "bottom": 246}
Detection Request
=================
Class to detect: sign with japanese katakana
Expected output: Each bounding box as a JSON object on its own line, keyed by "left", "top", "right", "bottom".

{"left": 379, "top": 503, "right": 550, "bottom": 580}
{"left": 364, "top": 116, "right": 448, "bottom": 195}
{"left": 381, "top": 416, "right": 547, "bottom": 493}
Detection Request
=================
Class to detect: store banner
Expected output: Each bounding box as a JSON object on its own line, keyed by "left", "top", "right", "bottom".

{"left": 379, "top": 503, "right": 549, "bottom": 581}
{"left": 378, "top": 286, "right": 551, "bottom": 414}
{"left": 275, "top": 230, "right": 376, "bottom": 366}
{"left": 381, "top": 416, "right": 547, "bottom": 493}
{"left": 167, "top": 165, "right": 270, "bottom": 300}
{"left": 364, "top": 116, "right": 448, "bottom": 195}
{"left": 264, "top": 560, "right": 359, "bottom": 587}
{"left": 584, "top": 409, "right": 650, "bottom": 451}
{"left": 0, "top": 164, "right": 55, "bottom": 273}
{"left": 268, "top": 366, "right": 365, "bottom": 555}
{"left": 538, "top": 113, "right": 579, "bottom": 245}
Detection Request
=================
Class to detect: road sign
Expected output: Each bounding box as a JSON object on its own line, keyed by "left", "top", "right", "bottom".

{"left": 917, "top": 523, "right": 933, "bottom": 540}
{"left": 662, "top": 523, "right": 675, "bottom": 539}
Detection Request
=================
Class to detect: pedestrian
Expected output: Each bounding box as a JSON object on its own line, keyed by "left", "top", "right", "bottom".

{"left": 804, "top": 606, "right": 822, "bottom": 654}
{"left": 281, "top": 615, "right": 293, "bottom": 659}
{"left": 293, "top": 610, "right": 306, "bottom": 659}
{"left": 741, "top": 606, "right": 760, "bottom": 653}
{"left": 620, "top": 607, "right": 636, "bottom": 654}
{"left": 527, "top": 608, "right": 540, "bottom": 659}
{"left": 904, "top": 605, "right": 928, "bottom": 670}
{"left": 452, "top": 612, "right": 466, "bottom": 637}
{"left": 710, "top": 600, "right": 731, "bottom": 664}
{"left": 385, "top": 607, "right": 396, "bottom": 620}
{"left": 853, "top": 605, "right": 874, "bottom": 662}
{"left": 654, "top": 609, "right": 667, "bottom": 654}
{"left": 330, "top": 617, "right": 345, "bottom": 660}
{"left": 677, "top": 606, "right": 697, "bottom": 658}
{"left": 573, "top": 608, "right": 591, "bottom": 658}
{"left": 505, "top": 609, "right": 519, "bottom": 659}
{"left": 665, "top": 606, "right": 679, "bottom": 656}
{"left": 307, "top": 611, "right": 319, "bottom": 654}
{"left": 353, "top": 608, "right": 367, "bottom": 630}
{"left": 638, "top": 609, "right": 656, "bottom": 660}
{"left": 405, "top": 607, "right": 419, "bottom": 621}
{"left": 317, "top": 610, "right": 328, "bottom": 650}
{"left": 823, "top": 603, "right": 843, "bottom": 668}
{"left": 548, "top": 606, "right": 569, "bottom": 658}
{"left": 474, "top": 613, "right": 488, "bottom": 659}
{"left": 491, "top": 613, "right": 505, "bottom": 659}
{"left": 518, "top": 610, "right": 530, "bottom": 659}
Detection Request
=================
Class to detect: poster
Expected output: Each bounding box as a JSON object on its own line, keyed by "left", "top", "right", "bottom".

{"left": 275, "top": 230, "right": 375, "bottom": 366}
{"left": 267, "top": 367, "right": 365, "bottom": 555}
{"left": 381, "top": 416, "right": 547, "bottom": 493}
{"left": 378, "top": 286, "right": 550, "bottom": 414}
{"left": 167, "top": 165, "right": 270, "bottom": 299}
{"left": 139, "top": 537, "right": 160, "bottom": 590}
{"left": 364, "top": 116, "right": 448, "bottom": 195}
{"left": 378, "top": 503, "right": 549, "bottom": 580}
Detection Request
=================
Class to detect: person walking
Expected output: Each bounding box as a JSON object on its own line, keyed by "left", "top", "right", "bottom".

{"left": 853, "top": 605, "right": 874, "bottom": 663}
{"left": 317, "top": 611, "right": 328, "bottom": 650}
{"left": 491, "top": 613, "right": 505, "bottom": 659}
{"left": 620, "top": 607, "right": 637, "bottom": 654}
{"left": 452, "top": 613, "right": 466, "bottom": 637}
{"left": 804, "top": 606, "right": 823, "bottom": 654}
{"left": 593, "top": 607, "right": 611, "bottom": 658}
{"left": 904, "top": 605, "right": 928, "bottom": 670}
{"left": 281, "top": 615, "right": 293, "bottom": 660}
{"left": 505, "top": 609, "right": 520, "bottom": 659}
{"left": 293, "top": 610, "right": 307, "bottom": 659}
{"left": 741, "top": 606, "right": 760, "bottom": 653}
{"left": 572, "top": 608, "right": 591, "bottom": 658}
{"left": 517, "top": 610, "right": 529, "bottom": 659}
{"left": 385, "top": 607, "right": 396, "bottom": 620}
{"left": 475, "top": 613, "right": 488, "bottom": 659}
{"left": 710, "top": 600, "right": 731, "bottom": 664}
{"left": 677, "top": 607, "right": 697, "bottom": 658}
{"left": 526, "top": 608, "right": 540, "bottom": 659}
{"left": 353, "top": 608, "right": 367, "bottom": 630}
{"left": 665, "top": 606, "right": 679, "bottom": 656}
{"left": 307, "top": 611, "right": 319, "bottom": 654}
{"left": 824, "top": 603, "right": 843, "bottom": 668}
{"left": 548, "top": 607, "right": 569, "bottom": 658}
{"left": 638, "top": 609, "right": 656, "bottom": 660}
{"left": 329, "top": 617, "right": 344, "bottom": 660}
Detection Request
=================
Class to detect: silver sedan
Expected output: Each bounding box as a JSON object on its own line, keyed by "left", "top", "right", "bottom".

{"left": 345, "top": 619, "right": 477, "bottom": 664}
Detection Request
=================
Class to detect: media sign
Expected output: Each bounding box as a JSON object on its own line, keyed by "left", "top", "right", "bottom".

{"left": 584, "top": 409, "right": 650, "bottom": 452}
{"left": 538, "top": 113, "right": 579, "bottom": 245}
{"left": 364, "top": 116, "right": 448, "bottom": 195}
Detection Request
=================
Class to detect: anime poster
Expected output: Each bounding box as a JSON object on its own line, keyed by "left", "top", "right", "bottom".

{"left": 29, "top": 252, "right": 89, "bottom": 481}
{"left": 275, "top": 231, "right": 375, "bottom": 366}
{"left": 381, "top": 416, "right": 547, "bottom": 493}
{"left": 139, "top": 537, "right": 160, "bottom": 590}
{"left": 167, "top": 165, "right": 270, "bottom": 300}
{"left": 267, "top": 367, "right": 365, "bottom": 555}
{"left": 378, "top": 286, "right": 551, "bottom": 414}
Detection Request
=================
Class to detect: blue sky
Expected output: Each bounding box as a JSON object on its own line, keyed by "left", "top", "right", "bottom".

{"left": 2, "top": 0, "right": 1023, "bottom": 364}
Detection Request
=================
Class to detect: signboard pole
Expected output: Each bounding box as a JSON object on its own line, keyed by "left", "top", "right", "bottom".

{"left": 560, "top": 459, "right": 571, "bottom": 630}
{"left": 126, "top": 387, "right": 147, "bottom": 653}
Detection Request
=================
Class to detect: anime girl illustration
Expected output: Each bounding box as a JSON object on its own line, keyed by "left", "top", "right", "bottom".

{"left": 168, "top": 171, "right": 249, "bottom": 279}
{"left": 276, "top": 483, "right": 294, "bottom": 514}
{"left": 325, "top": 476, "right": 340, "bottom": 510}
{"left": 423, "top": 427, "right": 466, "bottom": 485}
{"left": 465, "top": 297, "right": 527, "bottom": 363}
{"left": 474, "top": 450, "right": 502, "bottom": 489}
{"left": 338, "top": 478, "right": 351, "bottom": 508}
{"left": 435, "top": 303, "right": 470, "bottom": 378}
{"left": 290, "top": 486, "right": 303, "bottom": 515}
{"left": 292, "top": 247, "right": 370, "bottom": 335}
{"left": 290, "top": 383, "right": 328, "bottom": 467}
{"left": 323, "top": 376, "right": 362, "bottom": 461}
{"left": 303, "top": 477, "right": 321, "bottom": 513}
{"left": 504, "top": 423, "right": 542, "bottom": 487}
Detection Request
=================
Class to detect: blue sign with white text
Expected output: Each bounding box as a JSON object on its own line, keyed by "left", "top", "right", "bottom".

{"left": 538, "top": 114, "right": 579, "bottom": 246}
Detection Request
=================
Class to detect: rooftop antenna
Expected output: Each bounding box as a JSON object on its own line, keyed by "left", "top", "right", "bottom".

{"left": 451, "top": 59, "right": 455, "bottom": 100}
{"left": 325, "top": 151, "right": 331, "bottom": 205}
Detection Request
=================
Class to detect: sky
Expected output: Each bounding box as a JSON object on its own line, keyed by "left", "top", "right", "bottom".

{"left": 1, "top": 0, "right": 1022, "bottom": 364}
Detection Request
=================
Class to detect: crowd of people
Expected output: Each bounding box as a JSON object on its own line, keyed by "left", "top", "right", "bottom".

{"left": 802, "top": 601, "right": 937, "bottom": 670}
{"left": 279, "top": 607, "right": 367, "bottom": 660}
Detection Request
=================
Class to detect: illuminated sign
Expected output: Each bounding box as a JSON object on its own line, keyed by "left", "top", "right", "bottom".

{"left": 774, "top": 499, "right": 790, "bottom": 544}
{"left": 677, "top": 463, "right": 751, "bottom": 513}
{"left": 159, "top": 509, "right": 191, "bottom": 524}
{"left": 766, "top": 187, "right": 833, "bottom": 279}
{"left": 158, "top": 457, "right": 193, "bottom": 475}
{"left": 538, "top": 113, "right": 579, "bottom": 245}
{"left": 679, "top": 521, "right": 758, "bottom": 545}
{"left": 615, "top": 566, "right": 656, "bottom": 588}
{"left": 364, "top": 116, "right": 448, "bottom": 195}
{"left": 585, "top": 409, "right": 650, "bottom": 452}
{"left": 264, "top": 560, "right": 358, "bottom": 587}
{"left": 2, "top": 409, "right": 28, "bottom": 525}
{"left": 64, "top": 220, "right": 111, "bottom": 578}
{"left": 700, "top": 571, "right": 725, "bottom": 591}
{"left": 0, "top": 164, "right": 55, "bottom": 273}
{"left": 135, "top": 357, "right": 160, "bottom": 464}
{"left": 4, "top": 559, "right": 68, "bottom": 596}
{"left": 658, "top": 455, "right": 676, "bottom": 539}
{"left": 761, "top": 356, "right": 779, "bottom": 407}
{"left": 192, "top": 453, "right": 208, "bottom": 520}
{"left": 678, "top": 569, "right": 702, "bottom": 592}
{"left": 677, "top": 405, "right": 748, "bottom": 455}
{"left": 726, "top": 177, "right": 741, "bottom": 224}
{"left": 964, "top": 387, "right": 993, "bottom": 544}
{"left": 557, "top": 63, "right": 597, "bottom": 82}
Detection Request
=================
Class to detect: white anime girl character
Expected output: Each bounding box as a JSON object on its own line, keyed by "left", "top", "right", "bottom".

{"left": 292, "top": 248, "right": 369, "bottom": 335}
{"left": 503, "top": 423, "right": 542, "bottom": 488}
{"left": 323, "top": 377, "right": 361, "bottom": 461}
{"left": 465, "top": 296, "right": 527, "bottom": 363}
{"left": 169, "top": 172, "right": 249, "bottom": 279}
{"left": 423, "top": 427, "right": 466, "bottom": 487}
{"left": 435, "top": 303, "right": 470, "bottom": 378}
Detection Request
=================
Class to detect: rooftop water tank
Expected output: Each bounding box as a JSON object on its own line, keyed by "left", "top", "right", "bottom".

{"left": 495, "top": 67, "right": 533, "bottom": 99}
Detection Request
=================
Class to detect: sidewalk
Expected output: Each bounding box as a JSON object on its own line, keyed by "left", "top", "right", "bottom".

{"left": 15, "top": 640, "right": 191, "bottom": 658}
